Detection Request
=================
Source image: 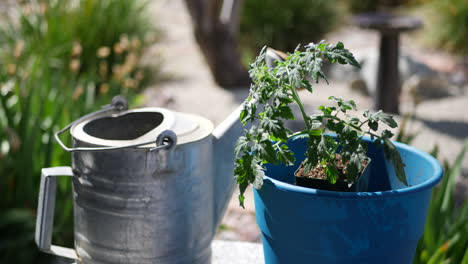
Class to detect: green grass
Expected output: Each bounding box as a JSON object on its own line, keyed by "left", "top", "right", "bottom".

{"left": 413, "top": 139, "right": 468, "bottom": 264}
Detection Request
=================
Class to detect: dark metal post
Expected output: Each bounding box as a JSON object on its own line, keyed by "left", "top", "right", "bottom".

{"left": 353, "top": 13, "right": 422, "bottom": 114}
{"left": 376, "top": 33, "right": 400, "bottom": 114}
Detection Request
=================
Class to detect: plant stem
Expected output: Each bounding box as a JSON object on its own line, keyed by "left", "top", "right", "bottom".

{"left": 288, "top": 85, "right": 310, "bottom": 131}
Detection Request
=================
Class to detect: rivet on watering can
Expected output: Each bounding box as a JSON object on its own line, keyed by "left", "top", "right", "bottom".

{"left": 110, "top": 95, "right": 128, "bottom": 111}
{"left": 151, "top": 130, "right": 177, "bottom": 152}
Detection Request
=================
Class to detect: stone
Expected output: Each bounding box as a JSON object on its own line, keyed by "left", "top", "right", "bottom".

{"left": 402, "top": 74, "right": 457, "bottom": 100}
{"left": 349, "top": 78, "right": 370, "bottom": 96}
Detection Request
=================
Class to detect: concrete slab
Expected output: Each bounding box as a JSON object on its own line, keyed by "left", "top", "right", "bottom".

{"left": 212, "top": 240, "right": 264, "bottom": 264}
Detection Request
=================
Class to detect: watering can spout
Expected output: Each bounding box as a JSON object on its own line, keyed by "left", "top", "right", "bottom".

{"left": 212, "top": 104, "right": 244, "bottom": 233}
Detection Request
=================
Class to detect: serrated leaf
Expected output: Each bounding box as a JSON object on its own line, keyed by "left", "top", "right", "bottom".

{"left": 260, "top": 117, "right": 280, "bottom": 132}
{"left": 302, "top": 80, "right": 313, "bottom": 93}
{"left": 252, "top": 162, "right": 265, "bottom": 189}
{"left": 349, "top": 157, "right": 360, "bottom": 177}
{"left": 382, "top": 129, "right": 394, "bottom": 139}
{"left": 369, "top": 120, "right": 378, "bottom": 131}
{"left": 302, "top": 159, "right": 315, "bottom": 174}
{"left": 240, "top": 109, "right": 248, "bottom": 125}
{"left": 317, "top": 41, "right": 327, "bottom": 51}
{"left": 276, "top": 144, "right": 295, "bottom": 165}
{"left": 288, "top": 66, "right": 302, "bottom": 89}
{"left": 238, "top": 193, "right": 245, "bottom": 209}
{"left": 318, "top": 135, "right": 329, "bottom": 153}
{"left": 325, "top": 164, "right": 339, "bottom": 184}
{"left": 363, "top": 109, "right": 370, "bottom": 117}
{"left": 234, "top": 135, "right": 250, "bottom": 157}
{"left": 348, "top": 100, "right": 357, "bottom": 110}
{"left": 309, "top": 57, "right": 326, "bottom": 83}
{"left": 383, "top": 138, "right": 408, "bottom": 186}
{"left": 277, "top": 105, "right": 295, "bottom": 120}
{"left": 256, "top": 140, "right": 277, "bottom": 164}
{"left": 379, "top": 113, "right": 398, "bottom": 128}
{"left": 324, "top": 42, "right": 360, "bottom": 68}
{"left": 349, "top": 117, "right": 361, "bottom": 125}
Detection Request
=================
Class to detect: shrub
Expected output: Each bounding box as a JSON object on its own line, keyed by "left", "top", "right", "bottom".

{"left": 239, "top": 0, "right": 341, "bottom": 63}
{"left": 0, "top": 0, "right": 155, "bottom": 94}
{"left": 0, "top": 0, "right": 156, "bottom": 262}
{"left": 0, "top": 61, "right": 102, "bottom": 263}
{"left": 423, "top": 0, "right": 468, "bottom": 55}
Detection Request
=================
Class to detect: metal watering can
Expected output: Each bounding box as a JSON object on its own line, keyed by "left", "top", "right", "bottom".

{"left": 35, "top": 96, "right": 243, "bottom": 264}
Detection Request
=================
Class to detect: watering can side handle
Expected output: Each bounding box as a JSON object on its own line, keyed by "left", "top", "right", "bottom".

{"left": 35, "top": 167, "right": 79, "bottom": 260}
{"left": 212, "top": 104, "right": 244, "bottom": 140}
{"left": 211, "top": 103, "right": 254, "bottom": 234}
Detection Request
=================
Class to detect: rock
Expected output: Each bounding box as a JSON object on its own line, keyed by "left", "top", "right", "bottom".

{"left": 349, "top": 78, "right": 370, "bottom": 96}
{"left": 449, "top": 70, "right": 468, "bottom": 95}
{"left": 399, "top": 54, "right": 438, "bottom": 80}
{"left": 354, "top": 50, "right": 463, "bottom": 100}
{"left": 402, "top": 74, "right": 457, "bottom": 100}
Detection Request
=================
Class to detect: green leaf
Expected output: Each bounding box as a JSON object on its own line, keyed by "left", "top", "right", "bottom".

{"left": 277, "top": 105, "right": 295, "bottom": 120}
{"left": 276, "top": 144, "right": 295, "bottom": 165}
{"left": 383, "top": 138, "right": 408, "bottom": 186}
{"left": 302, "top": 80, "right": 313, "bottom": 93}
{"left": 309, "top": 128, "right": 323, "bottom": 136}
{"left": 240, "top": 109, "right": 248, "bottom": 125}
{"left": 325, "top": 164, "right": 339, "bottom": 184}
{"left": 238, "top": 193, "right": 245, "bottom": 209}
{"left": 349, "top": 117, "right": 361, "bottom": 125}
{"left": 368, "top": 110, "right": 398, "bottom": 128}
{"left": 368, "top": 120, "right": 378, "bottom": 131}
{"left": 346, "top": 154, "right": 361, "bottom": 182}
{"left": 260, "top": 118, "right": 288, "bottom": 141}
{"left": 324, "top": 41, "right": 361, "bottom": 68}
{"left": 309, "top": 57, "right": 326, "bottom": 83}
{"left": 382, "top": 129, "right": 394, "bottom": 139}
{"left": 255, "top": 140, "right": 277, "bottom": 164}
{"left": 234, "top": 135, "right": 250, "bottom": 157}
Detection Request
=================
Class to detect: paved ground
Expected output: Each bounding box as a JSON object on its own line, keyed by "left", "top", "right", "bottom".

{"left": 146, "top": 0, "right": 467, "bottom": 242}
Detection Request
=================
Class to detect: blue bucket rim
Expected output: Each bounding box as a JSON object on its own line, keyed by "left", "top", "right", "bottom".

{"left": 262, "top": 139, "right": 443, "bottom": 200}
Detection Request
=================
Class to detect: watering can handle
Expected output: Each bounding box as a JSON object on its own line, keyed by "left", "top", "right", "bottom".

{"left": 54, "top": 96, "right": 177, "bottom": 152}
{"left": 35, "top": 167, "right": 79, "bottom": 260}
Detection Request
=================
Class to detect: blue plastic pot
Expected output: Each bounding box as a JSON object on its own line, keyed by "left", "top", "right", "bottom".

{"left": 254, "top": 136, "right": 443, "bottom": 264}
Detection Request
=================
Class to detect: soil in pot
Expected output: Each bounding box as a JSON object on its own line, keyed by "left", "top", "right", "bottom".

{"left": 294, "top": 154, "right": 370, "bottom": 192}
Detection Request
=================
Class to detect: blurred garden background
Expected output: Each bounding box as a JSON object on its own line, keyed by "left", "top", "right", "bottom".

{"left": 0, "top": 0, "right": 466, "bottom": 263}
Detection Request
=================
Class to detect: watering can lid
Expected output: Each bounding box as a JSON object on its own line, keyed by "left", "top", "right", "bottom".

{"left": 70, "top": 107, "right": 213, "bottom": 148}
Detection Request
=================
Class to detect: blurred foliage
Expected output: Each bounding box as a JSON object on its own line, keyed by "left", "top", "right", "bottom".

{"left": 414, "top": 139, "right": 468, "bottom": 264}
{"left": 0, "top": 0, "right": 157, "bottom": 91}
{"left": 396, "top": 107, "right": 468, "bottom": 263}
{"left": 239, "top": 0, "right": 342, "bottom": 64}
{"left": 0, "top": 0, "right": 156, "bottom": 263}
{"left": 421, "top": 0, "right": 468, "bottom": 55}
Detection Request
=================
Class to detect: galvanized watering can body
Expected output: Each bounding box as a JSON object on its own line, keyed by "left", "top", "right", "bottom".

{"left": 36, "top": 97, "right": 243, "bottom": 264}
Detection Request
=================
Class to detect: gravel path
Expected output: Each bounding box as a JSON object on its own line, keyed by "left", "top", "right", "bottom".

{"left": 146, "top": 0, "right": 467, "bottom": 242}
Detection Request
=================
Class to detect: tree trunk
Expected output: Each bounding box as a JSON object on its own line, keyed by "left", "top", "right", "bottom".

{"left": 184, "top": 0, "right": 250, "bottom": 89}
